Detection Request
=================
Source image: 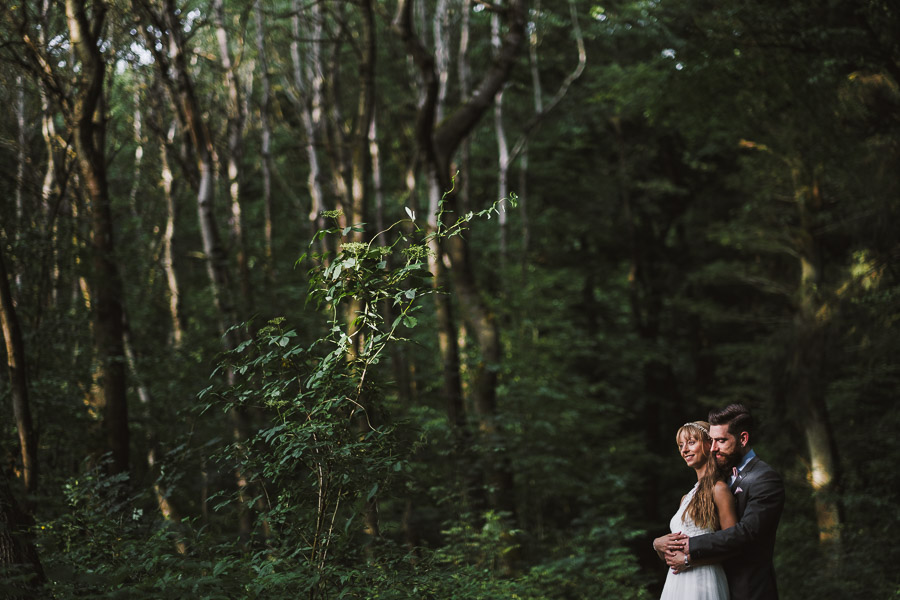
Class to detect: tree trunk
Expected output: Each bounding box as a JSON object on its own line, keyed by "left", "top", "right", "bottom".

{"left": 793, "top": 320, "right": 840, "bottom": 549}
{"left": 0, "top": 248, "right": 38, "bottom": 495}
{"left": 213, "top": 0, "right": 252, "bottom": 311}
{"left": 142, "top": 0, "right": 242, "bottom": 353}
{"left": 121, "top": 309, "right": 188, "bottom": 553}
{"left": 793, "top": 174, "right": 842, "bottom": 552}
{"left": 254, "top": 0, "right": 275, "bottom": 277}
{"left": 159, "top": 122, "right": 184, "bottom": 348}
{"left": 66, "top": 0, "right": 130, "bottom": 475}
{"left": 128, "top": 87, "right": 144, "bottom": 215}
{"left": 345, "top": 0, "right": 380, "bottom": 542}
{"left": 519, "top": 0, "right": 543, "bottom": 269}
{"left": 0, "top": 471, "right": 45, "bottom": 592}
{"left": 394, "top": 0, "right": 527, "bottom": 526}
{"left": 291, "top": 0, "right": 328, "bottom": 244}
{"left": 458, "top": 0, "right": 473, "bottom": 217}
{"left": 34, "top": 0, "right": 68, "bottom": 317}
{"left": 138, "top": 0, "right": 255, "bottom": 541}
{"left": 491, "top": 11, "right": 510, "bottom": 265}
{"left": 506, "top": 0, "right": 585, "bottom": 275}
{"left": 15, "top": 75, "right": 26, "bottom": 258}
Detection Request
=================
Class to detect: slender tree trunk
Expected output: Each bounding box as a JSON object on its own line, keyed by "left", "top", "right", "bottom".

{"left": 254, "top": 0, "right": 275, "bottom": 276}
{"left": 434, "top": 0, "right": 450, "bottom": 123}
{"left": 145, "top": 0, "right": 241, "bottom": 352}
{"left": 793, "top": 320, "right": 840, "bottom": 549}
{"left": 128, "top": 87, "right": 144, "bottom": 215}
{"left": 66, "top": 0, "right": 130, "bottom": 475}
{"left": 159, "top": 122, "right": 184, "bottom": 348}
{"left": 291, "top": 0, "right": 327, "bottom": 243}
{"left": 520, "top": 0, "right": 543, "bottom": 268}
{"left": 320, "top": 21, "right": 353, "bottom": 229}
{"left": 0, "top": 248, "right": 38, "bottom": 495}
{"left": 34, "top": 0, "right": 68, "bottom": 329}
{"left": 491, "top": 11, "right": 510, "bottom": 265}
{"left": 394, "top": 0, "right": 467, "bottom": 432}
{"left": 458, "top": 0, "right": 472, "bottom": 216}
{"left": 348, "top": 0, "right": 376, "bottom": 234}
{"left": 213, "top": 0, "right": 252, "bottom": 310}
{"left": 342, "top": 0, "right": 380, "bottom": 542}
{"left": 15, "top": 75, "right": 26, "bottom": 255}
{"left": 370, "top": 113, "right": 413, "bottom": 406}
{"left": 508, "top": 0, "right": 585, "bottom": 275}
{"left": 121, "top": 311, "right": 187, "bottom": 553}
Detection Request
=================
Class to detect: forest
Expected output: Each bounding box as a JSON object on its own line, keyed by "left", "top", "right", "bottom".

{"left": 0, "top": 0, "right": 898, "bottom": 597}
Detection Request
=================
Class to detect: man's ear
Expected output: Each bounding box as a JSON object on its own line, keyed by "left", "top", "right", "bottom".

{"left": 739, "top": 431, "right": 750, "bottom": 447}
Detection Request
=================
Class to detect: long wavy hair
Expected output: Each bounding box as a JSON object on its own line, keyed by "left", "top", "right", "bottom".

{"left": 676, "top": 421, "right": 722, "bottom": 531}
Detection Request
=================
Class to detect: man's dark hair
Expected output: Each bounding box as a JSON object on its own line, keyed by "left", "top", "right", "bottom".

{"left": 709, "top": 403, "right": 754, "bottom": 439}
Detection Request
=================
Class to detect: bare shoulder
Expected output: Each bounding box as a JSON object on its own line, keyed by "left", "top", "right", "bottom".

{"left": 713, "top": 480, "right": 732, "bottom": 500}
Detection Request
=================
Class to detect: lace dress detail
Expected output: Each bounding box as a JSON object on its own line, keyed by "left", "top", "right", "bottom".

{"left": 659, "top": 483, "right": 729, "bottom": 600}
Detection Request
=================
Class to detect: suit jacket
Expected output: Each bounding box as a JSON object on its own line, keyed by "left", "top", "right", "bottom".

{"left": 690, "top": 455, "right": 785, "bottom": 600}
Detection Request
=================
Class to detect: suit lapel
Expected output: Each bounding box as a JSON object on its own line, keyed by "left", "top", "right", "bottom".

{"left": 731, "top": 455, "right": 760, "bottom": 493}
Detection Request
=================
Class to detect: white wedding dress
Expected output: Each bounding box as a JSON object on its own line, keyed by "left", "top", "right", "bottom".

{"left": 659, "top": 483, "right": 729, "bottom": 600}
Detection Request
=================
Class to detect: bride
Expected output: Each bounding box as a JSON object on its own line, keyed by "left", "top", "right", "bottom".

{"left": 652, "top": 421, "right": 736, "bottom": 600}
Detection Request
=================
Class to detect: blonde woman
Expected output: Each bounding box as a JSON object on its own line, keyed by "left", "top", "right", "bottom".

{"left": 652, "top": 421, "right": 737, "bottom": 600}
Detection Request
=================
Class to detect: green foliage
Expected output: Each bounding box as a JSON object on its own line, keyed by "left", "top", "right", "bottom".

{"left": 2, "top": 0, "right": 898, "bottom": 598}
{"left": 192, "top": 188, "right": 529, "bottom": 598}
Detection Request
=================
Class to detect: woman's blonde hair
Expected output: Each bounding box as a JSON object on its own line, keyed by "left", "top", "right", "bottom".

{"left": 676, "top": 421, "right": 721, "bottom": 531}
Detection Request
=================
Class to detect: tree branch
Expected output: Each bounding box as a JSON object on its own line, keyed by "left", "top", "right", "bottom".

{"left": 506, "top": 0, "right": 586, "bottom": 168}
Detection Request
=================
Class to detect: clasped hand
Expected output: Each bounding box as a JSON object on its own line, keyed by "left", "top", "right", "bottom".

{"left": 654, "top": 532, "right": 690, "bottom": 573}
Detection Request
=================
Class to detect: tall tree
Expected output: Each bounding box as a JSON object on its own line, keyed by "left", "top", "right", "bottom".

{"left": 394, "top": 0, "right": 527, "bottom": 517}
{"left": 253, "top": 0, "right": 275, "bottom": 275}
{"left": 18, "top": 0, "right": 132, "bottom": 474}
{"left": 136, "top": 0, "right": 258, "bottom": 541}
{"left": 289, "top": 0, "right": 327, "bottom": 243}
{"left": 0, "top": 247, "right": 37, "bottom": 494}
{"left": 212, "top": 0, "right": 252, "bottom": 308}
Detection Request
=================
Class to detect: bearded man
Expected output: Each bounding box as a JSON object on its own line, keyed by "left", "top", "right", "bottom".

{"left": 666, "top": 403, "right": 785, "bottom": 600}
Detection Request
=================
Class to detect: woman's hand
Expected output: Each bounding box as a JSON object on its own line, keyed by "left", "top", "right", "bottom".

{"left": 653, "top": 532, "right": 688, "bottom": 555}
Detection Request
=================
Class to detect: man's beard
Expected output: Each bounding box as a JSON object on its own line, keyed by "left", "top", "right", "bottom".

{"left": 713, "top": 451, "right": 740, "bottom": 472}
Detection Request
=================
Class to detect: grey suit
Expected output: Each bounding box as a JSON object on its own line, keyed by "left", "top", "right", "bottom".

{"left": 689, "top": 455, "right": 785, "bottom": 600}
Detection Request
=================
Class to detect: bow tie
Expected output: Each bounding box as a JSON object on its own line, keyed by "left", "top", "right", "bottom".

{"left": 732, "top": 467, "right": 739, "bottom": 479}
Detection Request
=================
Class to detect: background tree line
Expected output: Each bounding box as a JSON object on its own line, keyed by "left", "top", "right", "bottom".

{"left": 0, "top": 0, "right": 898, "bottom": 597}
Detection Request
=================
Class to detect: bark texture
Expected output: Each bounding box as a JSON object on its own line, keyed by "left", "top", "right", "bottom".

{"left": 0, "top": 472, "right": 45, "bottom": 592}
{"left": 66, "top": 0, "right": 130, "bottom": 474}
{"left": 0, "top": 248, "right": 38, "bottom": 494}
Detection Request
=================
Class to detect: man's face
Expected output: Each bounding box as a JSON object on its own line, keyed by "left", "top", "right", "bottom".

{"left": 709, "top": 424, "right": 746, "bottom": 469}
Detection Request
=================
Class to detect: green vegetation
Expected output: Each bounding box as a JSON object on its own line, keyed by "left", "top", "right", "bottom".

{"left": 0, "top": 0, "right": 898, "bottom": 598}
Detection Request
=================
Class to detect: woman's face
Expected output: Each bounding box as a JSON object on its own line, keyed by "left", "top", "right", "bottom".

{"left": 677, "top": 432, "right": 710, "bottom": 469}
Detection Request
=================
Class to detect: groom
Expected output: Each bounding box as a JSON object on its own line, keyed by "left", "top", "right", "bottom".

{"left": 666, "top": 403, "right": 785, "bottom": 600}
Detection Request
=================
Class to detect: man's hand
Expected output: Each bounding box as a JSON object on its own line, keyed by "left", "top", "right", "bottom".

{"left": 665, "top": 549, "right": 689, "bottom": 573}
